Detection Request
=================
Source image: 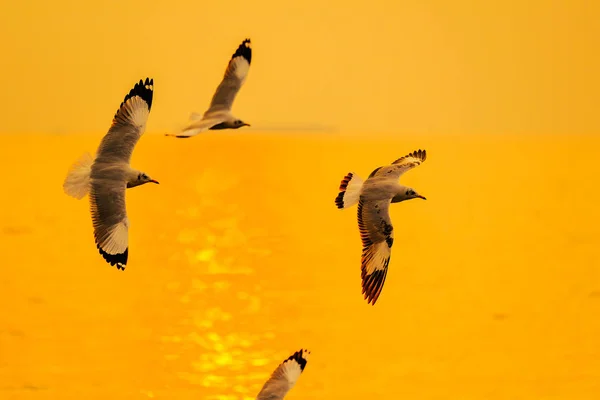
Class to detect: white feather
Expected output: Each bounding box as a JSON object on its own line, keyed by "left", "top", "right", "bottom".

{"left": 335, "top": 172, "right": 364, "bottom": 209}
{"left": 63, "top": 152, "right": 94, "bottom": 199}
{"left": 362, "top": 241, "right": 392, "bottom": 275}
{"left": 98, "top": 219, "right": 129, "bottom": 255}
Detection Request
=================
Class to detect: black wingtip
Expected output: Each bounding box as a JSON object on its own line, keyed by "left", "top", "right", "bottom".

{"left": 97, "top": 244, "right": 128, "bottom": 270}
{"left": 286, "top": 349, "right": 309, "bottom": 371}
{"left": 335, "top": 191, "right": 345, "bottom": 209}
{"left": 392, "top": 149, "right": 427, "bottom": 165}
{"left": 119, "top": 78, "right": 154, "bottom": 113}
{"left": 335, "top": 172, "right": 355, "bottom": 209}
{"left": 232, "top": 38, "right": 252, "bottom": 64}
{"left": 361, "top": 266, "right": 389, "bottom": 305}
{"left": 410, "top": 149, "right": 426, "bottom": 161}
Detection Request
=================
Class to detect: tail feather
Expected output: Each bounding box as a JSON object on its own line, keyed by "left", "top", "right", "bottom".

{"left": 189, "top": 112, "right": 202, "bottom": 121}
{"left": 335, "top": 172, "right": 363, "bottom": 209}
{"left": 63, "top": 152, "right": 94, "bottom": 199}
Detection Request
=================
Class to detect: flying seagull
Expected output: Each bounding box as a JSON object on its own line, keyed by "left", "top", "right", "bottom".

{"left": 256, "top": 349, "right": 310, "bottom": 400}
{"left": 335, "top": 150, "right": 427, "bottom": 305}
{"left": 168, "top": 38, "right": 252, "bottom": 138}
{"left": 62, "top": 78, "right": 158, "bottom": 270}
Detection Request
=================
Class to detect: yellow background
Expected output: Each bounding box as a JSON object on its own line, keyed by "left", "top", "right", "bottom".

{"left": 0, "top": 0, "right": 599, "bottom": 134}
{"left": 1, "top": 1, "right": 599, "bottom": 399}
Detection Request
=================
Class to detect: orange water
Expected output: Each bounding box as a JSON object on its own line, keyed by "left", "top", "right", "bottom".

{"left": 1, "top": 132, "right": 599, "bottom": 399}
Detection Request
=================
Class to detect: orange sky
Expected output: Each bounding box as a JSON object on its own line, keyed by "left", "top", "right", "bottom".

{"left": 0, "top": 0, "right": 598, "bottom": 134}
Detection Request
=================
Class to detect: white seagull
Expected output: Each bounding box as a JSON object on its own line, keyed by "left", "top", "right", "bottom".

{"left": 335, "top": 150, "right": 427, "bottom": 305}
{"left": 256, "top": 349, "right": 310, "bottom": 400}
{"left": 63, "top": 78, "right": 158, "bottom": 270}
{"left": 168, "top": 38, "right": 252, "bottom": 138}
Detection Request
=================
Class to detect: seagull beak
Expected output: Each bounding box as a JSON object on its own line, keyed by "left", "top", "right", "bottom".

{"left": 150, "top": 179, "right": 160, "bottom": 184}
{"left": 417, "top": 195, "right": 426, "bottom": 200}
{"left": 243, "top": 123, "right": 251, "bottom": 127}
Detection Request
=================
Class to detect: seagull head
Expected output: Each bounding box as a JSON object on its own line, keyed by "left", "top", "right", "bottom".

{"left": 404, "top": 187, "right": 426, "bottom": 201}
{"left": 234, "top": 119, "right": 250, "bottom": 128}
{"left": 127, "top": 172, "right": 159, "bottom": 188}
{"left": 408, "top": 188, "right": 426, "bottom": 200}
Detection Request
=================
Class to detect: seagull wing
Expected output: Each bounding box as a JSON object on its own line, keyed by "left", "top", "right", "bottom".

{"left": 368, "top": 149, "right": 427, "bottom": 181}
{"left": 256, "top": 349, "right": 310, "bottom": 400}
{"left": 89, "top": 78, "right": 154, "bottom": 270}
{"left": 89, "top": 174, "right": 129, "bottom": 270}
{"left": 358, "top": 198, "right": 394, "bottom": 305}
{"left": 205, "top": 39, "right": 251, "bottom": 114}
{"left": 94, "top": 78, "right": 153, "bottom": 164}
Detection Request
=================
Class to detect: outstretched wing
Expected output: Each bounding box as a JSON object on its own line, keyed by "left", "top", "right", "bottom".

{"left": 256, "top": 349, "right": 310, "bottom": 400}
{"left": 368, "top": 149, "right": 427, "bottom": 180}
{"left": 89, "top": 175, "right": 129, "bottom": 270}
{"left": 206, "top": 39, "right": 252, "bottom": 114}
{"left": 357, "top": 198, "right": 394, "bottom": 305}
{"left": 89, "top": 78, "right": 153, "bottom": 270}
{"left": 94, "top": 78, "right": 153, "bottom": 165}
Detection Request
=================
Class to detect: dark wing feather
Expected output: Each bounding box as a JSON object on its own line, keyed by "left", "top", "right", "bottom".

{"left": 357, "top": 198, "right": 394, "bottom": 305}
{"left": 207, "top": 39, "right": 251, "bottom": 113}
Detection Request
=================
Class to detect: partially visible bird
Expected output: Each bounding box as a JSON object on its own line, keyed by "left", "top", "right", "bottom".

{"left": 335, "top": 150, "right": 428, "bottom": 305}
{"left": 168, "top": 39, "right": 252, "bottom": 138}
{"left": 256, "top": 349, "right": 310, "bottom": 400}
{"left": 63, "top": 78, "right": 159, "bottom": 270}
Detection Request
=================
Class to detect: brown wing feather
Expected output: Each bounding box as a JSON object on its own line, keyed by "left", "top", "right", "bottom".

{"left": 256, "top": 349, "right": 310, "bottom": 400}
{"left": 392, "top": 149, "right": 427, "bottom": 165}
{"left": 357, "top": 198, "right": 394, "bottom": 305}
{"left": 369, "top": 149, "right": 427, "bottom": 180}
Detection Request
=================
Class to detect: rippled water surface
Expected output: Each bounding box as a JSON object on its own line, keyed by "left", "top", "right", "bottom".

{"left": 1, "top": 132, "right": 599, "bottom": 399}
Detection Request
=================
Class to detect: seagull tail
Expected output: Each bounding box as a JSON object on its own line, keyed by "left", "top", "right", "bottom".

{"left": 165, "top": 119, "right": 208, "bottom": 138}
{"left": 63, "top": 152, "right": 94, "bottom": 199}
{"left": 189, "top": 112, "right": 203, "bottom": 121}
{"left": 335, "top": 172, "right": 363, "bottom": 209}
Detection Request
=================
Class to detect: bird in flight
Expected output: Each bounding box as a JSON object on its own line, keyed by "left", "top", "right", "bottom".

{"left": 63, "top": 78, "right": 159, "bottom": 270}
{"left": 256, "top": 349, "right": 310, "bottom": 400}
{"left": 335, "top": 150, "right": 428, "bottom": 305}
{"left": 168, "top": 38, "right": 252, "bottom": 138}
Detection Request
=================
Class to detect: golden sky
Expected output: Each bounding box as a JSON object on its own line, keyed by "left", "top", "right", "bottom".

{"left": 0, "top": 0, "right": 598, "bottom": 134}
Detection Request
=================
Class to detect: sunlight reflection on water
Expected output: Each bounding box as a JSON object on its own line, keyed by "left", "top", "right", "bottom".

{"left": 166, "top": 193, "right": 281, "bottom": 399}
{"left": 4, "top": 134, "right": 600, "bottom": 399}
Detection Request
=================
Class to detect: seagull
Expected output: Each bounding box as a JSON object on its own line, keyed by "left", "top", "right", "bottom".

{"left": 168, "top": 39, "right": 252, "bottom": 138}
{"left": 62, "top": 78, "right": 158, "bottom": 270}
{"left": 256, "top": 349, "right": 310, "bottom": 400}
{"left": 335, "top": 150, "right": 427, "bottom": 305}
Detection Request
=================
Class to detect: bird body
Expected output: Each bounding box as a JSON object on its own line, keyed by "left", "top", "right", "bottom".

{"left": 336, "top": 149, "right": 427, "bottom": 305}
{"left": 63, "top": 78, "right": 158, "bottom": 270}
{"left": 361, "top": 179, "right": 403, "bottom": 201}
{"left": 169, "top": 39, "right": 252, "bottom": 138}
